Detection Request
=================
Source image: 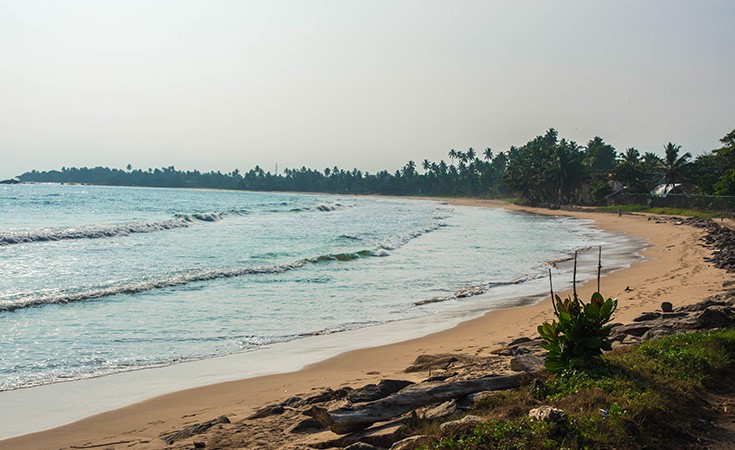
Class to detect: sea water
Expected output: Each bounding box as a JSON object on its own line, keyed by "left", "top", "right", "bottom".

{"left": 0, "top": 184, "right": 642, "bottom": 395}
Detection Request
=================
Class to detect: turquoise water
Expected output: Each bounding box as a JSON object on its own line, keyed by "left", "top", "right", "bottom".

{"left": 0, "top": 184, "right": 638, "bottom": 391}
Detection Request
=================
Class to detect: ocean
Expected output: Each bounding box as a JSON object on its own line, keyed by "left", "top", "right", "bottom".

{"left": 0, "top": 183, "right": 642, "bottom": 396}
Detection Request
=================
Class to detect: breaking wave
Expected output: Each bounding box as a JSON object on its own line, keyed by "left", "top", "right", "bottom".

{"left": 0, "top": 211, "right": 238, "bottom": 247}
{"left": 0, "top": 216, "right": 446, "bottom": 312}
{"left": 0, "top": 219, "right": 192, "bottom": 246}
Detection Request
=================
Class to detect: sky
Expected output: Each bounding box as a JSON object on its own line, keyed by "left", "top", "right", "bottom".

{"left": 1, "top": 0, "right": 734, "bottom": 180}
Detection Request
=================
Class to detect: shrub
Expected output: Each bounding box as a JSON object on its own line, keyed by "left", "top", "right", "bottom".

{"left": 538, "top": 292, "right": 618, "bottom": 373}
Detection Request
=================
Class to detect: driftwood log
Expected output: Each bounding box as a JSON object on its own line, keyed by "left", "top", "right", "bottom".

{"left": 307, "top": 374, "right": 522, "bottom": 434}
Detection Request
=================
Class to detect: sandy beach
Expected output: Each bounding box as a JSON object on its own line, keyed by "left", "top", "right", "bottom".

{"left": 3, "top": 200, "right": 731, "bottom": 449}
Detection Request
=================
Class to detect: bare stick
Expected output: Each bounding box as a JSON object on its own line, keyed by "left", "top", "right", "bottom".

{"left": 597, "top": 246, "right": 602, "bottom": 293}
{"left": 573, "top": 250, "right": 578, "bottom": 300}
{"left": 549, "top": 268, "right": 557, "bottom": 315}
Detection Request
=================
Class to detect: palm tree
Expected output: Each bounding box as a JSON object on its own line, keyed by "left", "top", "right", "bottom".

{"left": 658, "top": 142, "right": 691, "bottom": 187}
{"left": 448, "top": 149, "right": 458, "bottom": 166}
{"left": 466, "top": 147, "right": 476, "bottom": 162}
{"left": 619, "top": 148, "right": 640, "bottom": 164}
{"left": 483, "top": 147, "right": 493, "bottom": 161}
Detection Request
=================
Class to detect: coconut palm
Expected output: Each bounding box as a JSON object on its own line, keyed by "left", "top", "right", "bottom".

{"left": 448, "top": 149, "right": 458, "bottom": 166}
{"left": 658, "top": 142, "right": 691, "bottom": 187}
{"left": 483, "top": 147, "right": 493, "bottom": 161}
{"left": 619, "top": 148, "right": 640, "bottom": 164}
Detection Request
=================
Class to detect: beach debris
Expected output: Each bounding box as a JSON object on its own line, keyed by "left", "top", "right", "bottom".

{"left": 305, "top": 374, "right": 522, "bottom": 434}
{"left": 161, "top": 415, "right": 230, "bottom": 445}
{"left": 347, "top": 379, "right": 414, "bottom": 404}
{"left": 529, "top": 406, "right": 568, "bottom": 424}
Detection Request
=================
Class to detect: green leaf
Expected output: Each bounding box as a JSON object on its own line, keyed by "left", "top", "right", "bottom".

{"left": 590, "top": 292, "right": 604, "bottom": 307}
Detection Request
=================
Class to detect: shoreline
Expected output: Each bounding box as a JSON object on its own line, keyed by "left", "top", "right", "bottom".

{"left": 3, "top": 199, "right": 731, "bottom": 449}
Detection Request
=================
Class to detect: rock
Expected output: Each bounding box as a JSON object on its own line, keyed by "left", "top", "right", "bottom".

{"left": 468, "top": 391, "right": 497, "bottom": 407}
{"left": 613, "top": 323, "right": 652, "bottom": 337}
{"left": 420, "top": 400, "right": 459, "bottom": 420}
{"left": 162, "top": 416, "right": 230, "bottom": 445}
{"left": 347, "top": 380, "right": 414, "bottom": 403}
{"left": 528, "top": 406, "right": 567, "bottom": 424}
{"left": 439, "top": 415, "right": 485, "bottom": 435}
{"left": 345, "top": 443, "right": 381, "bottom": 450}
{"left": 633, "top": 312, "right": 661, "bottom": 322}
{"left": 359, "top": 422, "right": 406, "bottom": 448}
{"left": 193, "top": 443, "right": 206, "bottom": 449}
{"left": 281, "top": 396, "right": 305, "bottom": 407}
{"left": 404, "top": 354, "right": 459, "bottom": 373}
{"left": 425, "top": 372, "right": 457, "bottom": 382}
{"left": 304, "top": 387, "right": 353, "bottom": 405}
{"left": 489, "top": 346, "right": 513, "bottom": 356}
{"left": 289, "top": 417, "right": 326, "bottom": 434}
{"left": 661, "top": 301, "right": 673, "bottom": 312}
{"left": 247, "top": 404, "right": 285, "bottom": 419}
{"left": 661, "top": 312, "right": 688, "bottom": 319}
{"left": 509, "top": 354, "right": 544, "bottom": 372}
{"left": 642, "top": 325, "right": 677, "bottom": 341}
{"left": 695, "top": 306, "right": 735, "bottom": 329}
{"left": 508, "top": 337, "right": 533, "bottom": 346}
{"left": 390, "top": 435, "right": 433, "bottom": 450}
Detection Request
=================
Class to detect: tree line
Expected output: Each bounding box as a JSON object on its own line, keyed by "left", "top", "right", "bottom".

{"left": 19, "top": 128, "right": 735, "bottom": 205}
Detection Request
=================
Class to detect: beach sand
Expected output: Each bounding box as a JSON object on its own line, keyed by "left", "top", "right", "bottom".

{"left": 3, "top": 201, "right": 731, "bottom": 449}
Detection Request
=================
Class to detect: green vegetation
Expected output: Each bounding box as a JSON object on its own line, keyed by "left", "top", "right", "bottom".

{"left": 597, "top": 204, "right": 721, "bottom": 218}
{"left": 417, "top": 329, "right": 735, "bottom": 449}
{"left": 538, "top": 292, "right": 617, "bottom": 373}
{"left": 18, "top": 128, "right": 735, "bottom": 210}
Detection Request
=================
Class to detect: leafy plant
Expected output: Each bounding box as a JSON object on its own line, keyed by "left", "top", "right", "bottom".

{"left": 538, "top": 292, "right": 618, "bottom": 373}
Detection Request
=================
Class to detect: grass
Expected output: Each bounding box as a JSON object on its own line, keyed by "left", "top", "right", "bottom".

{"left": 413, "top": 329, "right": 735, "bottom": 450}
{"left": 596, "top": 204, "right": 722, "bottom": 218}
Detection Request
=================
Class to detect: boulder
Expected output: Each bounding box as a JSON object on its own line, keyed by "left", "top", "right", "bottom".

{"left": 509, "top": 354, "right": 544, "bottom": 372}
{"left": 661, "top": 301, "right": 673, "bottom": 312}
{"left": 439, "top": 415, "right": 485, "bottom": 435}
{"left": 528, "top": 406, "right": 567, "bottom": 424}
{"left": 420, "top": 400, "right": 459, "bottom": 420}
{"left": 642, "top": 325, "right": 677, "bottom": 341}
{"left": 695, "top": 306, "right": 735, "bottom": 329}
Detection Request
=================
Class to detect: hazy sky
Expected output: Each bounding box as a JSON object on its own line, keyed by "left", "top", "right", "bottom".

{"left": 1, "top": 1, "right": 733, "bottom": 179}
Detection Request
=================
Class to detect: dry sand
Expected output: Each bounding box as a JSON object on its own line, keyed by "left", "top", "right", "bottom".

{"left": 3, "top": 200, "right": 731, "bottom": 449}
